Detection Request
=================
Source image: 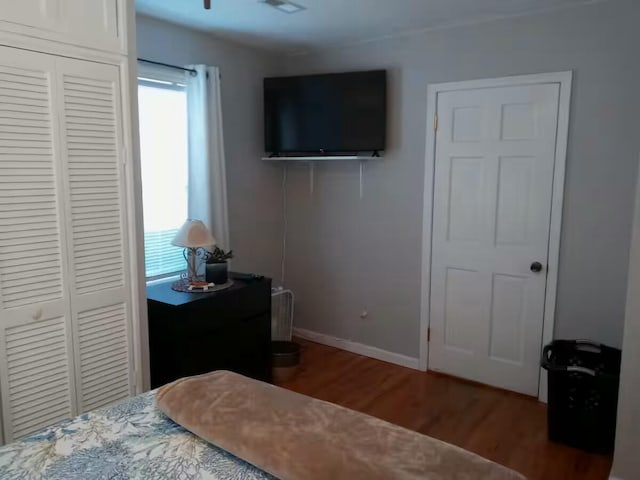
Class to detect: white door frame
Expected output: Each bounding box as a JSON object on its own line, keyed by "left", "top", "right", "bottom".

{"left": 419, "top": 71, "right": 573, "bottom": 402}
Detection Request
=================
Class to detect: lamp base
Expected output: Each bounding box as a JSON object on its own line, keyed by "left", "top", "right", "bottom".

{"left": 171, "top": 278, "right": 234, "bottom": 293}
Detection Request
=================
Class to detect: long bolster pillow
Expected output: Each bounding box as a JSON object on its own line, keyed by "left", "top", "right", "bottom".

{"left": 156, "top": 370, "right": 526, "bottom": 480}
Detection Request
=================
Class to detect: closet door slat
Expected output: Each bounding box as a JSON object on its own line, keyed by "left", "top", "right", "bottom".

{"left": 0, "top": 62, "right": 64, "bottom": 310}
{"left": 62, "top": 71, "right": 125, "bottom": 296}
{"left": 0, "top": 47, "right": 77, "bottom": 444}
{"left": 57, "top": 58, "right": 133, "bottom": 414}
{"left": 4, "top": 317, "right": 73, "bottom": 440}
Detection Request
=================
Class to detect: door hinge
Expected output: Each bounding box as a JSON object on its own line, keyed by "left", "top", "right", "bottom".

{"left": 434, "top": 114, "right": 438, "bottom": 132}
{"left": 427, "top": 327, "right": 431, "bottom": 342}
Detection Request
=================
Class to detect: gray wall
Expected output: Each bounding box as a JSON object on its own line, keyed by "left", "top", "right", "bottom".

{"left": 613, "top": 160, "right": 640, "bottom": 480}
{"left": 136, "top": 15, "right": 284, "bottom": 280}
{"left": 283, "top": 0, "right": 640, "bottom": 357}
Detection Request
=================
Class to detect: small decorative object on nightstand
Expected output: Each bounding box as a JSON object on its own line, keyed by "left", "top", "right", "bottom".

{"left": 204, "top": 246, "right": 234, "bottom": 285}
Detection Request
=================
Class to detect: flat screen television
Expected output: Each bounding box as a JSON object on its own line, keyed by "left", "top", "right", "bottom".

{"left": 264, "top": 70, "right": 387, "bottom": 155}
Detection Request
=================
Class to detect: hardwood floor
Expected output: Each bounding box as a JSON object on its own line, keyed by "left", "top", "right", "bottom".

{"left": 279, "top": 339, "right": 613, "bottom": 480}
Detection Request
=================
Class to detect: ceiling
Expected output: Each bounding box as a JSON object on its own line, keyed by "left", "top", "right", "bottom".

{"left": 135, "top": 0, "right": 600, "bottom": 54}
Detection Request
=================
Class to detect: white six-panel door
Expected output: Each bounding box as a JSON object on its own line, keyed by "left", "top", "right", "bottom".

{"left": 0, "top": 45, "right": 133, "bottom": 441}
{"left": 428, "top": 83, "right": 560, "bottom": 396}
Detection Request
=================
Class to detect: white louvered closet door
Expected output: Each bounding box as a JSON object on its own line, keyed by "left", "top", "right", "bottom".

{"left": 0, "top": 46, "right": 77, "bottom": 442}
{"left": 55, "top": 57, "right": 134, "bottom": 414}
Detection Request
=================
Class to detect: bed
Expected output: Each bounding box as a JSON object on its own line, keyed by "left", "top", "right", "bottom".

{"left": 0, "top": 372, "right": 526, "bottom": 480}
{"left": 0, "top": 391, "right": 273, "bottom": 480}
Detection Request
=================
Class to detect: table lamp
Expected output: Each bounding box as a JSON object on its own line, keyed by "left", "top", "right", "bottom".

{"left": 172, "top": 219, "right": 216, "bottom": 285}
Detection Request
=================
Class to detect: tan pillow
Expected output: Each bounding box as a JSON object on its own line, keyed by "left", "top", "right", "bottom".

{"left": 156, "top": 371, "right": 526, "bottom": 480}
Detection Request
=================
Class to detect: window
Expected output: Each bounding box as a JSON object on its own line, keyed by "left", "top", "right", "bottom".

{"left": 138, "top": 69, "right": 189, "bottom": 280}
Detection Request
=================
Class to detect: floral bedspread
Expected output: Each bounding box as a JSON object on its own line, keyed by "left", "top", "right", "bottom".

{"left": 0, "top": 392, "right": 274, "bottom": 479}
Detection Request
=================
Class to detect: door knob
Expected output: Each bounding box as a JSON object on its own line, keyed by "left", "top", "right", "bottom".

{"left": 530, "top": 262, "right": 543, "bottom": 273}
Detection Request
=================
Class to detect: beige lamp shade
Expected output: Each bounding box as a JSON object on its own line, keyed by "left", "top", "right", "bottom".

{"left": 172, "top": 219, "right": 217, "bottom": 248}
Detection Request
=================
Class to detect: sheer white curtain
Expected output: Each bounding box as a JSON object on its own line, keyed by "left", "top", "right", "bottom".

{"left": 185, "top": 65, "right": 229, "bottom": 249}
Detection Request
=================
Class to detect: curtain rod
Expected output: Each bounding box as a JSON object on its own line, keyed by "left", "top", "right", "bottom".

{"left": 138, "top": 58, "right": 198, "bottom": 76}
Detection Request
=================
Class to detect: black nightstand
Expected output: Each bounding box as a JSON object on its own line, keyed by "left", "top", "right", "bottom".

{"left": 147, "top": 274, "right": 272, "bottom": 388}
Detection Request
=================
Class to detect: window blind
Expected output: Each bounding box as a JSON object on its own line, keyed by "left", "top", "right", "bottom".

{"left": 143, "top": 229, "right": 185, "bottom": 279}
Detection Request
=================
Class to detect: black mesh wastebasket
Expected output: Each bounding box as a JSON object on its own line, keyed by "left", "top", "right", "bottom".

{"left": 541, "top": 340, "right": 621, "bottom": 453}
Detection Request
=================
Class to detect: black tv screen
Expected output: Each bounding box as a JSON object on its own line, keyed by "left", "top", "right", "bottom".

{"left": 264, "top": 70, "right": 387, "bottom": 154}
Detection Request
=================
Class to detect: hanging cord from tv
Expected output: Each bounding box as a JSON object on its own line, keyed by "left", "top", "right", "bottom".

{"left": 280, "top": 163, "right": 288, "bottom": 287}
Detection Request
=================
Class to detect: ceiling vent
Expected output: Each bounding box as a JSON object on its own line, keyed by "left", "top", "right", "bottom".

{"left": 262, "top": 0, "right": 306, "bottom": 14}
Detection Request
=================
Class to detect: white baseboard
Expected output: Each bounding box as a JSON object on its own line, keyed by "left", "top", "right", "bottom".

{"left": 609, "top": 476, "right": 623, "bottom": 480}
{"left": 293, "top": 328, "right": 422, "bottom": 370}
